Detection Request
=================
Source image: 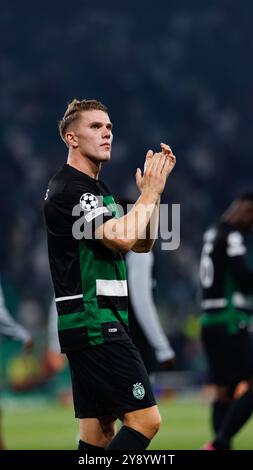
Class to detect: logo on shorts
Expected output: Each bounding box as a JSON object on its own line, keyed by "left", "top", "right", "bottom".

{"left": 80, "top": 193, "right": 98, "bottom": 211}
{"left": 132, "top": 382, "right": 145, "bottom": 400}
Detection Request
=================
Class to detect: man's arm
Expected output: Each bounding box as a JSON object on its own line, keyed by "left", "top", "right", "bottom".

{"left": 96, "top": 144, "right": 176, "bottom": 253}
{"left": 131, "top": 144, "right": 173, "bottom": 253}
{"left": 131, "top": 198, "right": 160, "bottom": 253}
{"left": 0, "top": 281, "right": 33, "bottom": 347}
{"left": 48, "top": 299, "right": 61, "bottom": 353}
{"left": 227, "top": 231, "right": 253, "bottom": 294}
{"left": 127, "top": 251, "right": 175, "bottom": 362}
{"left": 96, "top": 193, "right": 157, "bottom": 253}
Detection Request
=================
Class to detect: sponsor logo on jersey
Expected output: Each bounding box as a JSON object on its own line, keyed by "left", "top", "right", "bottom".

{"left": 132, "top": 382, "right": 145, "bottom": 400}
{"left": 84, "top": 206, "right": 109, "bottom": 222}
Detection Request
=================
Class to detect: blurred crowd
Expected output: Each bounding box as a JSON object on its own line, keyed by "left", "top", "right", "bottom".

{"left": 1, "top": 1, "right": 253, "bottom": 371}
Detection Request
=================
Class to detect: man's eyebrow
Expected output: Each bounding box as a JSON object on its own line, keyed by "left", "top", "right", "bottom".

{"left": 90, "top": 121, "right": 113, "bottom": 129}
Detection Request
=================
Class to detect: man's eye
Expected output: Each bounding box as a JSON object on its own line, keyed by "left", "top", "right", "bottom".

{"left": 91, "top": 124, "right": 99, "bottom": 129}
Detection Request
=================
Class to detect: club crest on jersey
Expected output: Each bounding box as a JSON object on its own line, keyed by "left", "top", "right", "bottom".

{"left": 80, "top": 193, "right": 98, "bottom": 211}
{"left": 132, "top": 382, "right": 145, "bottom": 400}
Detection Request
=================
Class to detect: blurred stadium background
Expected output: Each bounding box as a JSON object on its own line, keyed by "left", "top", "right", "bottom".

{"left": 1, "top": 0, "right": 253, "bottom": 449}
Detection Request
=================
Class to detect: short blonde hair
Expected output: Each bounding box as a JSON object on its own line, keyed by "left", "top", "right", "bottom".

{"left": 58, "top": 98, "right": 108, "bottom": 142}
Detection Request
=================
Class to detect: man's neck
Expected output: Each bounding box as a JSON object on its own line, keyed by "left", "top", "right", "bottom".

{"left": 67, "top": 153, "right": 101, "bottom": 180}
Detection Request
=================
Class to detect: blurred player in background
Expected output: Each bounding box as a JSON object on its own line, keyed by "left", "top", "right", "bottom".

{"left": 127, "top": 250, "right": 175, "bottom": 373}
{"left": 0, "top": 279, "right": 33, "bottom": 449}
{"left": 44, "top": 98, "right": 176, "bottom": 450}
{"left": 119, "top": 199, "right": 175, "bottom": 374}
{"left": 46, "top": 299, "right": 65, "bottom": 373}
{"left": 200, "top": 193, "right": 253, "bottom": 450}
{"left": 44, "top": 299, "right": 72, "bottom": 406}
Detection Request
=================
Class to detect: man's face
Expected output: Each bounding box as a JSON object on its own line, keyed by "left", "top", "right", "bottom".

{"left": 70, "top": 110, "right": 113, "bottom": 162}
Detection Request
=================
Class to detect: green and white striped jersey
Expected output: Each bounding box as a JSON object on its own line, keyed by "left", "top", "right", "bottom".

{"left": 44, "top": 164, "right": 129, "bottom": 352}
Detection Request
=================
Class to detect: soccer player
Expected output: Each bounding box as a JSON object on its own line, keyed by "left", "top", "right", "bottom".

{"left": 127, "top": 250, "right": 175, "bottom": 373}
{"left": 200, "top": 193, "right": 253, "bottom": 450}
{"left": 44, "top": 98, "right": 176, "bottom": 450}
{"left": 0, "top": 279, "right": 33, "bottom": 449}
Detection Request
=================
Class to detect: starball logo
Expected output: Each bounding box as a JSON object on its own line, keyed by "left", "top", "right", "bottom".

{"left": 72, "top": 196, "right": 180, "bottom": 251}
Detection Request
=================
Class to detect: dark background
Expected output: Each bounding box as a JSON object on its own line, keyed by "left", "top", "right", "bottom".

{"left": 1, "top": 0, "right": 253, "bottom": 371}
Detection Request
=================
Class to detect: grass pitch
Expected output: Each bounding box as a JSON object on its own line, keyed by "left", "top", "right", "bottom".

{"left": 3, "top": 396, "right": 253, "bottom": 450}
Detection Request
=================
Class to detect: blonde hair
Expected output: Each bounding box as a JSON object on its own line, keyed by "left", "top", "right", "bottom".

{"left": 58, "top": 98, "right": 108, "bottom": 143}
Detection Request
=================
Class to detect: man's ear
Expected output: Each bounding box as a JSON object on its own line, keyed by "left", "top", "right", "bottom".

{"left": 65, "top": 131, "right": 78, "bottom": 148}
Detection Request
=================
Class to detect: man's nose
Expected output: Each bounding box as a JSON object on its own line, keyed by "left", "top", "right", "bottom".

{"left": 102, "top": 128, "right": 111, "bottom": 139}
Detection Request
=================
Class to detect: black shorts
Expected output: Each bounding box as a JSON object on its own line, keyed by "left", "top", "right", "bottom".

{"left": 201, "top": 325, "right": 253, "bottom": 386}
{"left": 66, "top": 339, "right": 156, "bottom": 419}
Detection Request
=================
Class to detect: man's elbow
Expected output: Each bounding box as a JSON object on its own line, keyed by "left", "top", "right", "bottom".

{"left": 116, "top": 238, "right": 134, "bottom": 253}
{"left": 132, "top": 245, "right": 151, "bottom": 253}
{"left": 132, "top": 239, "right": 155, "bottom": 253}
{"left": 102, "top": 237, "right": 133, "bottom": 254}
{"left": 113, "top": 238, "right": 152, "bottom": 253}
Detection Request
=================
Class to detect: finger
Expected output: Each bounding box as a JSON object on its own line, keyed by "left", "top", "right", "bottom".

{"left": 144, "top": 149, "right": 154, "bottom": 172}
{"left": 168, "top": 154, "right": 176, "bottom": 166}
{"left": 159, "top": 154, "right": 168, "bottom": 175}
{"left": 159, "top": 153, "right": 167, "bottom": 174}
{"left": 160, "top": 142, "right": 172, "bottom": 151}
{"left": 145, "top": 152, "right": 158, "bottom": 173}
{"left": 161, "top": 142, "right": 173, "bottom": 156}
{"left": 161, "top": 158, "right": 171, "bottom": 177}
{"left": 136, "top": 167, "right": 142, "bottom": 186}
{"left": 152, "top": 152, "right": 165, "bottom": 174}
{"left": 145, "top": 149, "right": 154, "bottom": 160}
{"left": 165, "top": 152, "right": 176, "bottom": 168}
{"left": 162, "top": 155, "right": 176, "bottom": 177}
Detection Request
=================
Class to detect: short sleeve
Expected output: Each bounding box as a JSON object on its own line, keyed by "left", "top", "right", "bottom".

{"left": 44, "top": 178, "right": 115, "bottom": 239}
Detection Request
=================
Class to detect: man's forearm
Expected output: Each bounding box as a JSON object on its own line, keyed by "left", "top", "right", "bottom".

{"left": 101, "top": 191, "right": 159, "bottom": 252}
{"left": 132, "top": 198, "right": 160, "bottom": 252}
